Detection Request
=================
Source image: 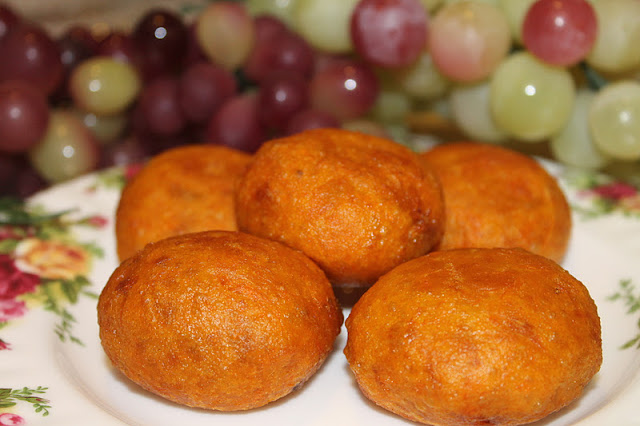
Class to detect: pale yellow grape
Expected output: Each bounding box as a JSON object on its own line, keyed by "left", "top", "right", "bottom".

{"left": 586, "top": 0, "right": 640, "bottom": 74}
{"left": 490, "top": 52, "right": 575, "bottom": 141}
{"left": 394, "top": 51, "right": 450, "bottom": 101}
{"left": 550, "top": 89, "right": 611, "bottom": 169}
{"left": 29, "top": 110, "right": 99, "bottom": 183}
{"left": 497, "top": 0, "right": 536, "bottom": 44}
{"left": 449, "top": 81, "right": 507, "bottom": 143}
{"left": 589, "top": 80, "right": 640, "bottom": 161}
{"left": 74, "top": 109, "right": 127, "bottom": 146}
{"left": 196, "top": 2, "right": 255, "bottom": 70}
{"left": 246, "top": 0, "right": 297, "bottom": 27}
{"left": 293, "top": 0, "right": 359, "bottom": 53}
{"left": 69, "top": 57, "right": 140, "bottom": 116}
{"left": 371, "top": 89, "right": 413, "bottom": 125}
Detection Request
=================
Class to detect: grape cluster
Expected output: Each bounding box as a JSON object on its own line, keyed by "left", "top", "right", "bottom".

{"left": 1, "top": 0, "right": 639, "bottom": 197}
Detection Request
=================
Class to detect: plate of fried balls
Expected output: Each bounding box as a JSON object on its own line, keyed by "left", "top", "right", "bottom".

{"left": 20, "top": 128, "right": 640, "bottom": 425}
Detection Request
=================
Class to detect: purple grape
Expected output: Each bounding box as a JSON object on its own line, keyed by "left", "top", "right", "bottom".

{"left": 309, "top": 59, "right": 379, "bottom": 120}
{"left": 0, "top": 81, "right": 50, "bottom": 153}
{"left": 178, "top": 62, "right": 237, "bottom": 123}
{"left": 258, "top": 71, "right": 309, "bottom": 130}
{"left": 0, "top": 23, "right": 64, "bottom": 95}
{"left": 206, "top": 93, "right": 266, "bottom": 153}
{"left": 97, "top": 31, "right": 139, "bottom": 65}
{"left": 132, "top": 9, "right": 188, "bottom": 81}
{"left": 285, "top": 109, "right": 340, "bottom": 135}
{"left": 244, "top": 30, "right": 315, "bottom": 84}
{"left": 138, "top": 77, "right": 186, "bottom": 136}
{"left": 0, "top": 4, "right": 19, "bottom": 41}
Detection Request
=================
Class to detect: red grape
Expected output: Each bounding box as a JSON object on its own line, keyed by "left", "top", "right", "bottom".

{"left": 0, "top": 23, "right": 63, "bottom": 95}
{"left": 285, "top": 109, "right": 340, "bottom": 135}
{"left": 258, "top": 71, "right": 309, "bottom": 130}
{"left": 309, "top": 60, "right": 379, "bottom": 120}
{"left": 350, "top": 0, "right": 429, "bottom": 68}
{"left": 244, "top": 30, "right": 315, "bottom": 83}
{"left": 0, "top": 81, "right": 49, "bottom": 153}
{"left": 97, "top": 31, "right": 139, "bottom": 65}
{"left": 522, "top": 0, "right": 597, "bottom": 67}
{"left": 138, "top": 77, "right": 186, "bottom": 136}
{"left": 132, "top": 9, "right": 188, "bottom": 81}
{"left": 206, "top": 93, "right": 266, "bottom": 153}
{"left": 253, "top": 15, "right": 289, "bottom": 42}
{"left": 0, "top": 5, "right": 19, "bottom": 41}
{"left": 99, "top": 136, "right": 147, "bottom": 168}
{"left": 178, "top": 62, "right": 237, "bottom": 124}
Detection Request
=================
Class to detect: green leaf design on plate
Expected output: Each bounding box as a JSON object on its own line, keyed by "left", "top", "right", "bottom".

{"left": 0, "top": 387, "right": 51, "bottom": 417}
{"left": 608, "top": 279, "right": 640, "bottom": 350}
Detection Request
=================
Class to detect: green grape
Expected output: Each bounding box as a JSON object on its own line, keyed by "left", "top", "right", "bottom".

{"left": 418, "top": 0, "right": 444, "bottom": 11}
{"left": 589, "top": 80, "right": 640, "bottom": 161}
{"left": 293, "top": 0, "right": 359, "bottom": 53}
{"left": 394, "top": 51, "right": 450, "bottom": 101}
{"left": 449, "top": 81, "right": 507, "bottom": 143}
{"left": 69, "top": 57, "right": 141, "bottom": 116}
{"left": 74, "top": 109, "right": 128, "bottom": 146}
{"left": 196, "top": 2, "right": 256, "bottom": 70}
{"left": 29, "top": 110, "right": 99, "bottom": 183}
{"left": 586, "top": 0, "right": 640, "bottom": 74}
{"left": 497, "top": 0, "right": 536, "bottom": 44}
{"left": 490, "top": 52, "right": 575, "bottom": 142}
{"left": 550, "top": 89, "right": 611, "bottom": 169}
{"left": 371, "top": 88, "right": 412, "bottom": 125}
{"left": 246, "top": 0, "right": 297, "bottom": 27}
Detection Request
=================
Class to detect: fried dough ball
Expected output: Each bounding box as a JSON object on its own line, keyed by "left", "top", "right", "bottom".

{"left": 98, "top": 230, "right": 343, "bottom": 411}
{"left": 115, "top": 145, "right": 251, "bottom": 261}
{"left": 344, "top": 248, "right": 602, "bottom": 426}
{"left": 420, "top": 142, "right": 571, "bottom": 263}
{"left": 235, "top": 128, "right": 445, "bottom": 287}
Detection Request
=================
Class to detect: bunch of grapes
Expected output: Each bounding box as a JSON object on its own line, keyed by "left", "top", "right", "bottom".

{"left": 1, "top": 0, "right": 639, "bottom": 198}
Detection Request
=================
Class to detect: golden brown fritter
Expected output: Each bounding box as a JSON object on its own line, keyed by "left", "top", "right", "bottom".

{"left": 235, "top": 128, "right": 445, "bottom": 287}
{"left": 420, "top": 142, "right": 571, "bottom": 263}
{"left": 98, "top": 230, "right": 343, "bottom": 411}
{"left": 344, "top": 247, "right": 602, "bottom": 426}
{"left": 115, "top": 145, "right": 251, "bottom": 261}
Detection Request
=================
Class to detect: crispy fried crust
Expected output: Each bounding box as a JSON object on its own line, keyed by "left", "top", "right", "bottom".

{"left": 98, "top": 231, "right": 343, "bottom": 411}
{"left": 235, "top": 128, "right": 445, "bottom": 287}
{"left": 344, "top": 247, "right": 602, "bottom": 426}
{"left": 420, "top": 142, "right": 571, "bottom": 263}
{"left": 115, "top": 145, "right": 252, "bottom": 261}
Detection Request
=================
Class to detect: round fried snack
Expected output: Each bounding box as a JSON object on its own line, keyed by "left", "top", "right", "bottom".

{"left": 115, "top": 145, "right": 251, "bottom": 261}
{"left": 235, "top": 128, "right": 445, "bottom": 287}
{"left": 98, "top": 231, "right": 343, "bottom": 411}
{"left": 420, "top": 142, "right": 571, "bottom": 263}
{"left": 344, "top": 248, "right": 602, "bottom": 426}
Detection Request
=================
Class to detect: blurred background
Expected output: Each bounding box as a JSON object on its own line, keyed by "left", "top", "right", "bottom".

{"left": 1, "top": 0, "right": 639, "bottom": 198}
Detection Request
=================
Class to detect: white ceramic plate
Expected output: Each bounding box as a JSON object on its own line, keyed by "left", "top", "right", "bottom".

{"left": 2, "top": 164, "right": 640, "bottom": 426}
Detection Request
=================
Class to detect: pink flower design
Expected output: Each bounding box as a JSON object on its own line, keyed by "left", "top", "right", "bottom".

{"left": 0, "top": 338, "right": 9, "bottom": 350}
{"left": 0, "top": 299, "right": 28, "bottom": 322}
{"left": 125, "top": 163, "right": 143, "bottom": 180}
{"left": 0, "top": 255, "right": 40, "bottom": 300}
{"left": 0, "top": 413, "right": 26, "bottom": 426}
{"left": 85, "top": 215, "right": 109, "bottom": 228}
{"left": 591, "top": 182, "right": 638, "bottom": 200}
